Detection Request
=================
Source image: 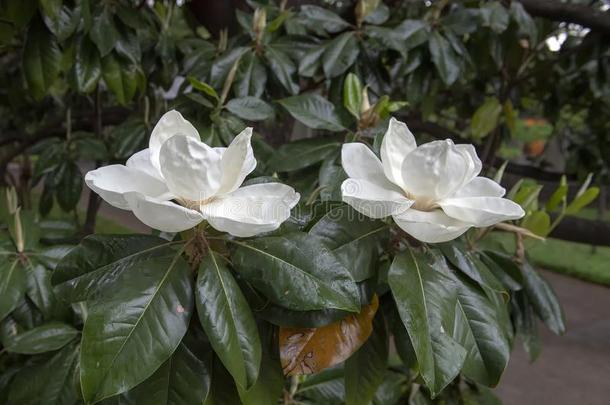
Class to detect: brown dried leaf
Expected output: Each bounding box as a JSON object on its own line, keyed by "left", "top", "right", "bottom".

{"left": 279, "top": 295, "right": 379, "bottom": 376}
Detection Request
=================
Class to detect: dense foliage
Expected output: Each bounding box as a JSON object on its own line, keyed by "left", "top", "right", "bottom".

{"left": 0, "top": 0, "right": 606, "bottom": 404}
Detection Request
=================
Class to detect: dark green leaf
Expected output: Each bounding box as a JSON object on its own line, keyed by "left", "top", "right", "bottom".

{"left": 109, "top": 119, "right": 148, "bottom": 159}
{"left": 232, "top": 232, "right": 360, "bottom": 312}
{"left": 299, "top": 5, "right": 351, "bottom": 33}
{"left": 210, "top": 46, "right": 249, "bottom": 89}
{"left": 439, "top": 242, "right": 505, "bottom": 293}
{"left": 80, "top": 248, "right": 193, "bottom": 403}
{"left": 388, "top": 248, "right": 466, "bottom": 396}
{"left": 101, "top": 52, "right": 138, "bottom": 105}
{"left": 428, "top": 31, "right": 460, "bottom": 86}
{"left": 125, "top": 342, "right": 213, "bottom": 404}
{"left": 278, "top": 94, "right": 345, "bottom": 131}
{"left": 345, "top": 312, "right": 388, "bottom": 405}
{"left": 22, "top": 17, "right": 61, "bottom": 100}
{"left": 298, "top": 367, "right": 346, "bottom": 403}
{"left": 8, "top": 342, "right": 79, "bottom": 405}
{"left": 452, "top": 275, "right": 511, "bottom": 386}
{"left": 5, "top": 322, "right": 78, "bottom": 354}
{"left": 237, "top": 326, "right": 284, "bottom": 405}
{"left": 479, "top": 251, "right": 522, "bottom": 291}
{"left": 520, "top": 260, "right": 566, "bottom": 335}
{"left": 196, "top": 251, "right": 261, "bottom": 389}
{"left": 481, "top": 1, "right": 510, "bottom": 33}
{"left": 235, "top": 51, "right": 267, "bottom": 98}
{"left": 265, "top": 45, "right": 300, "bottom": 95}
{"left": 0, "top": 258, "right": 27, "bottom": 320}
{"left": 56, "top": 162, "right": 83, "bottom": 212}
{"left": 25, "top": 262, "right": 57, "bottom": 319}
{"left": 268, "top": 137, "right": 340, "bottom": 172}
{"left": 52, "top": 234, "right": 178, "bottom": 303}
{"left": 309, "top": 204, "right": 388, "bottom": 281}
{"left": 43, "top": 5, "right": 79, "bottom": 41}
{"left": 225, "top": 97, "right": 274, "bottom": 121}
{"left": 90, "top": 8, "right": 119, "bottom": 56}
{"left": 299, "top": 43, "right": 327, "bottom": 77}
{"left": 323, "top": 32, "right": 359, "bottom": 78}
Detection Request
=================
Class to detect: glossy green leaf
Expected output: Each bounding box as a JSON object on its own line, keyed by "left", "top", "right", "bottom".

{"left": 52, "top": 234, "right": 177, "bottom": 303}
{"left": 5, "top": 322, "right": 78, "bottom": 354}
{"left": 80, "top": 248, "right": 193, "bottom": 403}
{"left": 109, "top": 119, "right": 148, "bottom": 159}
{"left": 452, "top": 275, "right": 511, "bottom": 387}
{"left": 101, "top": 53, "right": 138, "bottom": 105}
{"left": 22, "top": 17, "right": 61, "bottom": 100}
{"left": 235, "top": 51, "right": 267, "bottom": 98}
{"left": 299, "top": 5, "right": 351, "bottom": 33}
{"left": 343, "top": 73, "right": 362, "bottom": 119}
{"left": 225, "top": 97, "right": 274, "bottom": 121}
{"left": 471, "top": 97, "right": 502, "bottom": 139}
{"left": 439, "top": 242, "right": 505, "bottom": 293}
{"left": 309, "top": 204, "right": 388, "bottom": 281}
{"left": 299, "top": 43, "right": 327, "bottom": 77}
{"left": 8, "top": 342, "right": 79, "bottom": 405}
{"left": 0, "top": 258, "right": 27, "bottom": 320}
{"left": 56, "top": 161, "right": 83, "bottom": 211}
{"left": 323, "top": 32, "right": 359, "bottom": 78}
{"left": 89, "top": 8, "right": 119, "bottom": 56}
{"left": 125, "top": 342, "right": 213, "bottom": 404}
{"left": 511, "top": 291, "right": 542, "bottom": 361}
{"left": 25, "top": 262, "right": 58, "bottom": 318}
{"left": 520, "top": 260, "right": 566, "bottom": 335}
{"left": 265, "top": 45, "right": 300, "bottom": 95}
{"left": 298, "top": 367, "right": 346, "bottom": 403}
{"left": 268, "top": 137, "right": 340, "bottom": 172}
{"left": 278, "top": 94, "right": 345, "bottom": 131}
{"left": 428, "top": 31, "right": 460, "bottom": 86}
{"left": 232, "top": 232, "right": 360, "bottom": 312}
{"left": 210, "top": 46, "right": 249, "bottom": 89}
{"left": 196, "top": 251, "right": 261, "bottom": 389}
{"left": 388, "top": 248, "right": 466, "bottom": 397}
{"left": 479, "top": 251, "right": 523, "bottom": 291}
{"left": 345, "top": 312, "right": 388, "bottom": 405}
{"left": 237, "top": 325, "right": 284, "bottom": 405}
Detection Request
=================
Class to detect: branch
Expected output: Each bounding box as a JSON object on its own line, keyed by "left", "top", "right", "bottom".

{"left": 518, "top": 0, "right": 610, "bottom": 35}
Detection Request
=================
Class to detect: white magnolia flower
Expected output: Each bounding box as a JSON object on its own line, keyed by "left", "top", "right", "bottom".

{"left": 341, "top": 118, "right": 524, "bottom": 243}
{"left": 86, "top": 110, "right": 299, "bottom": 236}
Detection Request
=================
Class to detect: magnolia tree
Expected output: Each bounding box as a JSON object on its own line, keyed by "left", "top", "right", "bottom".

{"left": 0, "top": 0, "right": 605, "bottom": 404}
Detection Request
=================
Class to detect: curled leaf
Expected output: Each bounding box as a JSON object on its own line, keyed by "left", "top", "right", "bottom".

{"left": 280, "top": 295, "right": 378, "bottom": 376}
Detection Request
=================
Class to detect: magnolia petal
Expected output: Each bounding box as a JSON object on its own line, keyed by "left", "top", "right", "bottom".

{"left": 453, "top": 176, "right": 505, "bottom": 198}
{"left": 439, "top": 197, "right": 525, "bottom": 227}
{"left": 455, "top": 144, "right": 482, "bottom": 188}
{"left": 393, "top": 209, "right": 471, "bottom": 243}
{"left": 341, "top": 178, "right": 412, "bottom": 219}
{"left": 123, "top": 192, "right": 204, "bottom": 232}
{"left": 126, "top": 148, "right": 164, "bottom": 181}
{"left": 159, "top": 135, "right": 222, "bottom": 201}
{"left": 202, "top": 183, "right": 299, "bottom": 237}
{"left": 215, "top": 127, "right": 257, "bottom": 196}
{"left": 85, "top": 165, "right": 170, "bottom": 210}
{"left": 341, "top": 143, "right": 397, "bottom": 189}
{"left": 401, "top": 139, "right": 473, "bottom": 201}
{"left": 381, "top": 117, "right": 417, "bottom": 188}
{"left": 149, "top": 110, "right": 200, "bottom": 173}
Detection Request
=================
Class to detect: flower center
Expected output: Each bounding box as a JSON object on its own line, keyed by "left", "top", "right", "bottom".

{"left": 177, "top": 196, "right": 217, "bottom": 211}
{"left": 404, "top": 191, "right": 438, "bottom": 212}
